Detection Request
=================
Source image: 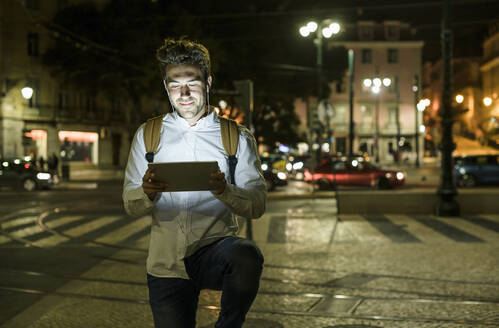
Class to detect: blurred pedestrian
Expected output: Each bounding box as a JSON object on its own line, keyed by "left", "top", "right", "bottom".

{"left": 39, "top": 156, "right": 45, "bottom": 170}
{"left": 123, "top": 38, "right": 266, "bottom": 328}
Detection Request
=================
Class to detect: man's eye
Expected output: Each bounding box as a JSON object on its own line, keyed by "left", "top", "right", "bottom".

{"left": 169, "top": 84, "right": 180, "bottom": 89}
{"left": 188, "top": 82, "right": 201, "bottom": 87}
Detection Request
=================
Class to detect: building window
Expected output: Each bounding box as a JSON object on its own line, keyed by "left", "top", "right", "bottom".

{"left": 385, "top": 25, "right": 400, "bottom": 41}
{"left": 361, "top": 49, "right": 372, "bottom": 64}
{"left": 359, "top": 104, "right": 373, "bottom": 128}
{"left": 387, "top": 106, "right": 397, "bottom": 126}
{"left": 27, "top": 79, "right": 40, "bottom": 108}
{"left": 111, "top": 98, "right": 121, "bottom": 117}
{"left": 25, "top": 0, "right": 39, "bottom": 10}
{"left": 387, "top": 49, "right": 399, "bottom": 64}
{"left": 58, "top": 89, "right": 69, "bottom": 116}
{"left": 27, "top": 33, "right": 39, "bottom": 57}
{"left": 86, "top": 94, "right": 96, "bottom": 117}
{"left": 359, "top": 26, "right": 374, "bottom": 41}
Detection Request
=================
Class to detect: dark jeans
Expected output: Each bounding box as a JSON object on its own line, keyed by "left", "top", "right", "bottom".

{"left": 147, "top": 237, "right": 264, "bottom": 328}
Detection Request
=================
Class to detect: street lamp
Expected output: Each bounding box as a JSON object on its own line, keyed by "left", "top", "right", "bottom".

{"left": 21, "top": 86, "right": 33, "bottom": 99}
{"left": 455, "top": 94, "right": 464, "bottom": 104}
{"left": 483, "top": 97, "right": 492, "bottom": 107}
{"left": 364, "top": 77, "right": 392, "bottom": 163}
{"left": 299, "top": 19, "right": 340, "bottom": 162}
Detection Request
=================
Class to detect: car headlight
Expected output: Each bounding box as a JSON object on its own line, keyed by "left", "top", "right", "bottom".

{"left": 459, "top": 167, "right": 466, "bottom": 175}
{"left": 261, "top": 163, "right": 268, "bottom": 171}
{"left": 396, "top": 172, "right": 405, "bottom": 180}
{"left": 293, "top": 161, "right": 304, "bottom": 170}
{"left": 37, "top": 172, "right": 51, "bottom": 180}
{"left": 277, "top": 172, "right": 287, "bottom": 180}
{"left": 385, "top": 173, "right": 393, "bottom": 179}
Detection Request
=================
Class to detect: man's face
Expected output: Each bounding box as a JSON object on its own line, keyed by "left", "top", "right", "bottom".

{"left": 164, "top": 64, "right": 211, "bottom": 121}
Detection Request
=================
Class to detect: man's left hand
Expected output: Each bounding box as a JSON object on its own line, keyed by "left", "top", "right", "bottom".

{"left": 210, "top": 170, "right": 226, "bottom": 195}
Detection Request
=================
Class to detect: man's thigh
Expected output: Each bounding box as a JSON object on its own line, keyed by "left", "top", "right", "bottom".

{"left": 147, "top": 274, "right": 199, "bottom": 328}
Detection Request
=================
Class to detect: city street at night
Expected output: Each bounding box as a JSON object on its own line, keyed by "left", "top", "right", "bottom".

{"left": 0, "top": 181, "right": 498, "bottom": 328}
{"left": 2, "top": 0, "right": 499, "bottom": 327}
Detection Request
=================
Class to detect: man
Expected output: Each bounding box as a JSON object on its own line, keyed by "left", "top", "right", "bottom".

{"left": 123, "top": 38, "right": 267, "bottom": 328}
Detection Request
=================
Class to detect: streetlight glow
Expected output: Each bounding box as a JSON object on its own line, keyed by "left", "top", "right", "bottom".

{"left": 422, "top": 98, "right": 430, "bottom": 107}
{"left": 306, "top": 21, "right": 318, "bottom": 32}
{"left": 371, "top": 85, "right": 380, "bottom": 94}
{"left": 483, "top": 97, "right": 492, "bottom": 107}
{"left": 455, "top": 94, "right": 464, "bottom": 103}
{"left": 21, "top": 87, "right": 33, "bottom": 99}
{"left": 299, "top": 26, "right": 310, "bottom": 37}
{"left": 329, "top": 22, "right": 340, "bottom": 34}
{"left": 417, "top": 101, "right": 426, "bottom": 111}
{"left": 382, "top": 78, "right": 392, "bottom": 87}
{"left": 322, "top": 27, "right": 333, "bottom": 38}
{"left": 373, "top": 78, "right": 382, "bottom": 87}
{"left": 363, "top": 79, "right": 372, "bottom": 87}
{"left": 419, "top": 125, "right": 426, "bottom": 133}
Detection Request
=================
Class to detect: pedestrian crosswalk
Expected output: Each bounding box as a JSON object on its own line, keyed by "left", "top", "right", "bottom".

{"left": 252, "top": 210, "right": 499, "bottom": 245}
{"left": 0, "top": 213, "right": 151, "bottom": 248}
{"left": 1, "top": 207, "right": 498, "bottom": 249}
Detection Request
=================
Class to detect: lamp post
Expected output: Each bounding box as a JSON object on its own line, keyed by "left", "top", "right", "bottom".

{"left": 437, "top": 0, "right": 459, "bottom": 216}
{"left": 299, "top": 20, "right": 340, "bottom": 162}
{"left": 363, "top": 77, "right": 392, "bottom": 163}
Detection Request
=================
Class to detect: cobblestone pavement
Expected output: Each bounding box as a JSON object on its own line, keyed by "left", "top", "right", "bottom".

{"left": 1, "top": 197, "right": 498, "bottom": 327}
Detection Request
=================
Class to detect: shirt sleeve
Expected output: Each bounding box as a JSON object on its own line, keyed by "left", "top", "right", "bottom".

{"left": 122, "top": 124, "right": 156, "bottom": 217}
{"left": 214, "top": 126, "right": 267, "bottom": 219}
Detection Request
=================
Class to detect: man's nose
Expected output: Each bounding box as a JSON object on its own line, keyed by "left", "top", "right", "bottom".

{"left": 180, "top": 84, "right": 191, "bottom": 96}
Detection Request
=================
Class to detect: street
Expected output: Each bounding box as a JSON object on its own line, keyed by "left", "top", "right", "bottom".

{"left": 0, "top": 182, "right": 498, "bottom": 327}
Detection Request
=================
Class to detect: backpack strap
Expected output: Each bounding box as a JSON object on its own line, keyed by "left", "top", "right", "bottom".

{"left": 143, "top": 114, "right": 165, "bottom": 163}
{"left": 219, "top": 116, "right": 239, "bottom": 185}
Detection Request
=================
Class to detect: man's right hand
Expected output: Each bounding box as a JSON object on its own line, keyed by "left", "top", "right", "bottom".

{"left": 142, "top": 169, "right": 168, "bottom": 201}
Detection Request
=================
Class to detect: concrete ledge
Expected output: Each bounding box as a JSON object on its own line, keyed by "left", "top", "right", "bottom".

{"left": 337, "top": 188, "right": 499, "bottom": 215}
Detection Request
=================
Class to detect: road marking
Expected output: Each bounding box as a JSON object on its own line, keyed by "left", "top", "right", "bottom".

{"left": 362, "top": 215, "right": 422, "bottom": 243}
{"left": 0, "top": 216, "right": 41, "bottom": 244}
{"left": 33, "top": 215, "right": 86, "bottom": 246}
{"left": 91, "top": 215, "right": 150, "bottom": 245}
{"left": 410, "top": 216, "right": 484, "bottom": 243}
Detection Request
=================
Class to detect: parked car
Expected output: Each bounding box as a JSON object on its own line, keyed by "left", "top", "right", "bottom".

{"left": 0, "top": 158, "right": 59, "bottom": 191}
{"left": 260, "top": 156, "right": 288, "bottom": 191}
{"left": 454, "top": 154, "right": 499, "bottom": 187}
{"left": 304, "top": 156, "right": 405, "bottom": 189}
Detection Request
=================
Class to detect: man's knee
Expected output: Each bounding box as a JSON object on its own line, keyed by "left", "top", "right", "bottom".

{"left": 229, "top": 239, "right": 264, "bottom": 272}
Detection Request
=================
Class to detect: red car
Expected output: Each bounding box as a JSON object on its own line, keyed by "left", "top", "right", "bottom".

{"left": 304, "top": 156, "right": 405, "bottom": 189}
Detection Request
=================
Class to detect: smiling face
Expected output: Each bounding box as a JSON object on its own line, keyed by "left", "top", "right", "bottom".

{"left": 165, "top": 64, "right": 212, "bottom": 124}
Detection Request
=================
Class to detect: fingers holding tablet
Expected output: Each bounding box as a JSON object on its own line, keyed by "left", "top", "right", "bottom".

{"left": 210, "top": 170, "right": 226, "bottom": 195}
{"left": 142, "top": 168, "right": 169, "bottom": 200}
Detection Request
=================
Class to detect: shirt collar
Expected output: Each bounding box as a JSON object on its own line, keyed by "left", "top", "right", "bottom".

{"left": 168, "top": 107, "right": 216, "bottom": 130}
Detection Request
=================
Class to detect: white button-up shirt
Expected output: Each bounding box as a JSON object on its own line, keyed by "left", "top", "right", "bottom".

{"left": 123, "top": 111, "right": 267, "bottom": 278}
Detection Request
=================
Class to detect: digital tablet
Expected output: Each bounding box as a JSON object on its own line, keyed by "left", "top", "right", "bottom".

{"left": 148, "top": 161, "right": 219, "bottom": 192}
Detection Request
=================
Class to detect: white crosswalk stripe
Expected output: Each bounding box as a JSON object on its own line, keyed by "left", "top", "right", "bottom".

{"left": 91, "top": 215, "right": 150, "bottom": 245}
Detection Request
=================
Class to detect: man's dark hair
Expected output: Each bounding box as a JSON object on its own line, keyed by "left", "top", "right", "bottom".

{"left": 156, "top": 38, "right": 211, "bottom": 81}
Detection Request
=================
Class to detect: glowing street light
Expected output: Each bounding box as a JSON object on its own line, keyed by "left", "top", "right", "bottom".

{"left": 455, "top": 94, "right": 464, "bottom": 103}
{"left": 307, "top": 21, "right": 318, "bottom": 32}
{"left": 363, "top": 79, "right": 372, "bottom": 87}
{"left": 299, "top": 26, "right": 310, "bottom": 37}
{"left": 21, "top": 86, "right": 33, "bottom": 99}
{"left": 483, "top": 97, "right": 492, "bottom": 107}
{"left": 382, "top": 78, "right": 392, "bottom": 87}
{"left": 329, "top": 22, "right": 341, "bottom": 34}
